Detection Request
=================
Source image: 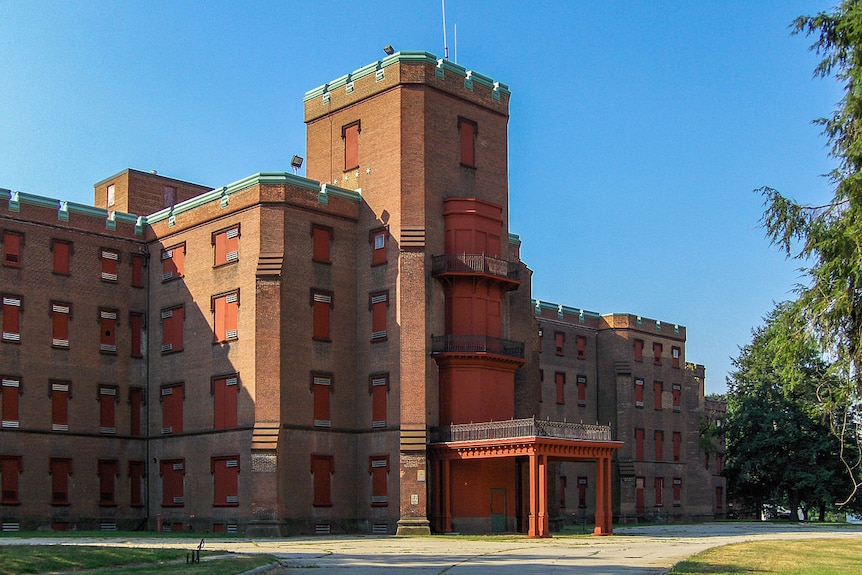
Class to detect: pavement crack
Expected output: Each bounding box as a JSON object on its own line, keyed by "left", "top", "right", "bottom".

{"left": 438, "top": 546, "right": 534, "bottom": 574}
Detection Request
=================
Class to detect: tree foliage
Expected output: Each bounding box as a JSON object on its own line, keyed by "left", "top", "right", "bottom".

{"left": 725, "top": 307, "right": 852, "bottom": 518}
{"left": 760, "top": 0, "right": 862, "bottom": 503}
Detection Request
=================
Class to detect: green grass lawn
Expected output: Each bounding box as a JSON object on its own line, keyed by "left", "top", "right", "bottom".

{"left": 668, "top": 538, "right": 862, "bottom": 575}
{"left": 0, "top": 545, "right": 275, "bottom": 575}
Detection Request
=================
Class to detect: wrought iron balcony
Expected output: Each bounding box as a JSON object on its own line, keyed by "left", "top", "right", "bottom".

{"left": 431, "top": 334, "right": 524, "bottom": 359}
{"left": 430, "top": 417, "right": 613, "bottom": 443}
{"left": 432, "top": 254, "right": 520, "bottom": 281}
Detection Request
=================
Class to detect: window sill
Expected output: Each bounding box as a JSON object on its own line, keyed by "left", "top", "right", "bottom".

{"left": 459, "top": 162, "right": 477, "bottom": 169}
{"left": 371, "top": 502, "right": 388, "bottom": 508}
{"left": 0, "top": 501, "right": 20, "bottom": 506}
{"left": 51, "top": 502, "right": 70, "bottom": 507}
{"left": 1, "top": 338, "right": 21, "bottom": 344}
{"left": 213, "top": 502, "right": 240, "bottom": 508}
{"left": 161, "top": 348, "right": 184, "bottom": 355}
{"left": 99, "top": 502, "right": 118, "bottom": 508}
{"left": 161, "top": 276, "right": 184, "bottom": 284}
{"left": 52, "top": 272, "right": 71, "bottom": 277}
{"left": 161, "top": 504, "right": 184, "bottom": 508}
{"left": 371, "top": 260, "right": 388, "bottom": 268}
{"left": 312, "top": 503, "right": 333, "bottom": 508}
{"left": 213, "top": 260, "right": 239, "bottom": 269}
{"left": 213, "top": 338, "right": 238, "bottom": 345}
{"left": 312, "top": 259, "right": 332, "bottom": 266}
{"left": 312, "top": 337, "right": 332, "bottom": 343}
{"left": 577, "top": 401, "right": 586, "bottom": 407}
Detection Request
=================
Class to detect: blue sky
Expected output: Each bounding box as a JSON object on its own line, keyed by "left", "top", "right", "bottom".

{"left": 0, "top": 1, "right": 839, "bottom": 394}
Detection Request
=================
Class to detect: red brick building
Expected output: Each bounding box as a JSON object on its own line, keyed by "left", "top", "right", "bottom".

{"left": 0, "top": 52, "right": 722, "bottom": 535}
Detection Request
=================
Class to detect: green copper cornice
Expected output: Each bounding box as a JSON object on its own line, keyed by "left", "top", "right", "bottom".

{"left": 2, "top": 188, "right": 137, "bottom": 227}
{"left": 532, "top": 299, "right": 601, "bottom": 319}
{"left": 508, "top": 233, "right": 521, "bottom": 246}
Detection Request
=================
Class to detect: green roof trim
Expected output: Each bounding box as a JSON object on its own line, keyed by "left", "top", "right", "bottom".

{"left": 532, "top": 299, "right": 601, "bottom": 319}
{"left": 2, "top": 189, "right": 138, "bottom": 226}
{"left": 303, "top": 51, "right": 510, "bottom": 102}
{"left": 508, "top": 233, "right": 521, "bottom": 246}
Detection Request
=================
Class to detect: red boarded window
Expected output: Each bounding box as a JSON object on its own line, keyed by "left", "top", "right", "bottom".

{"left": 213, "top": 375, "right": 239, "bottom": 430}
{"left": 673, "top": 478, "right": 682, "bottom": 507}
{"left": 100, "top": 309, "right": 117, "bottom": 353}
{"left": 2, "top": 295, "right": 21, "bottom": 343}
{"left": 311, "top": 290, "right": 332, "bottom": 341}
{"left": 160, "top": 459, "right": 185, "bottom": 507}
{"left": 635, "top": 378, "right": 644, "bottom": 408}
{"left": 129, "top": 460, "right": 145, "bottom": 507}
{"left": 160, "top": 383, "right": 183, "bottom": 434}
{"left": 370, "top": 291, "right": 388, "bottom": 341}
{"left": 555, "top": 331, "right": 565, "bottom": 356}
{"left": 672, "top": 384, "right": 681, "bottom": 412}
{"left": 555, "top": 372, "right": 565, "bottom": 404}
{"left": 654, "top": 477, "right": 664, "bottom": 507}
{"left": 654, "top": 381, "right": 663, "bottom": 410}
{"left": 98, "top": 459, "right": 119, "bottom": 506}
{"left": 312, "top": 225, "right": 331, "bottom": 263}
{"left": 99, "top": 386, "right": 117, "bottom": 433}
{"left": 129, "top": 387, "right": 143, "bottom": 437}
{"left": 131, "top": 254, "right": 145, "bottom": 288}
{"left": 311, "top": 454, "right": 334, "bottom": 507}
{"left": 559, "top": 475, "right": 567, "bottom": 508}
{"left": 212, "top": 456, "right": 240, "bottom": 506}
{"left": 370, "top": 455, "right": 389, "bottom": 506}
{"left": 716, "top": 453, "right": 723, "bottom": 474}
{"left": 634, "top": 339, "right": 644, "bottom": 362}
{"left": 672, "top": 346, "right": 681, "bottom": 368}
{"left": 673, "top": 432, "right": 682, "bottom": 462}
{"left": 51, "top": 302, "right": 71, "bottom": 348}
{"left": 1, "top": 377, "right": 19, "bottom": 428}
{"left": 576, "top": 335, "right": 586, "bottom": 359}
{"left": 161, "top": 306, "right": 184, "bottom": 353}
{"left": 653, "top": 342, "right": 662, "bottom": 365}
{"left": 343, "top": 122, "right": 360, "bottom": 170}
{"left": 52, "top": 240, "right": 71, "bottom": 275}
{"left": 161, "top": 244, "right": 185, "bottom": 282}
{"left": 212, "top": 291, "right": 239, "bottom": 342}
{"left": 50, "top": 381, "right": 69, "bottom": 432}
{"left": 459, "top": 117, "right": 477, "bottom": 167}
{"left": 576, "top": 376, "right": 587, "bottom": 406}
{"left": 1, "top": 455, "right": 22, "bottom": 504}
{"left": 100, "top": 250, "right": 119, "bottom": 282}
{"left": 213, "top": 225, "right": 240, "bottom": 267}
{"left": 312, "top": 373, "right": 331, "bottom": 428}
{"left": 635, "top": 476, "right": 645, "bottom": 515}
{"left": 130, "top": 312, "right": 144, "bottom": 358}
{"left": 370, "top": 374, "right": 388, "bottom": 428}
{"left": 50, "top": 458, "right": 72, "bottom": 505}
{"left": 634, "top": 428, "right": 644, "bottom": 461}
{"left": 371, "top": 228, "right": 387, "bottom": 265}
{"left": 654, "top": 430, "right": 664, "bottom": 461}
{"left": 577, "top": 477, "right": 588, "bottom": 508}
{"left": 3, "top": 231, "right": 22, "bottom": 267}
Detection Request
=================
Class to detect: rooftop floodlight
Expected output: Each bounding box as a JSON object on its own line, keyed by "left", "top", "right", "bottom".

{"left": 383, "top": 45, "right": 395, "bottom": 56}
{"left": 291, "top": 155, "right": 304, "bottom": 174}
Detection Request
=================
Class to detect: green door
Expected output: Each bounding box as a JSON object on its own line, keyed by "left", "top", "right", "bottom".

{"left": 490, "top": 488, "right": 506, "bottom": 533}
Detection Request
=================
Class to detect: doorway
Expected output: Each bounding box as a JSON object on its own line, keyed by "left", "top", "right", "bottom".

{"left": 490, "top": 488, "right": 507, "bottom": 532}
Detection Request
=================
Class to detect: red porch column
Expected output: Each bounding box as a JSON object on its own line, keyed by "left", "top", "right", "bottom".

{"left": 528, "top": 453, "right": 538, "bottom": 537}
{"left": 538, "top": 454, "right": 549, "bottom": 537}
{"left": 593, "top": 455, "right": 612, "bottom": 535}
{"left": 442, "top": 459, "right": 452, "bottom": 533}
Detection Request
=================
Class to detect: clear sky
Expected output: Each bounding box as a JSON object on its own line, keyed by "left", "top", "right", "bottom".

{"left": 0, "top": 1, "right": 840, "bottom": 394}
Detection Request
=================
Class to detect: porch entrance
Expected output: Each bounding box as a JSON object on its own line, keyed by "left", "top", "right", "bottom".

{"left": 490, "top": 488, "right": 507, "bottom": 532}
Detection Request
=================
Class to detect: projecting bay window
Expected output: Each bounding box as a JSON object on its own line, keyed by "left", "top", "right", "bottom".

{"left": 312, "top": 373, "right": 332, "bottom": 428}
{"left": 213, "top": 225, "right": 240, "bottom": 267}
{"left": 52, "top": 240, "right": 71, "bottom": 275}
{"left": 160, "top": 383, "right": 184, "bottom": 434}
{"left": 370, "top": 228, "right": 387, "bottom": 266}
{"left": 100, "top": 250, "right": 119, "bottom": 282}
{"left": 160, "top": 243, "right": 185, "bottom": 282}
{"left": 99, "top": 309, "right": 117, "bottom": 353}
{"left": 212, "top": 455, "right": 240, "bottom": 506}
{"left": 212, "top": 375, "right": 239, "bottom": 430}
{"left": 50, "top": 458, "right": 72, "bottom": 506}
{"left": 343, "top": 121, "right": 360, "bottom": 171}
{"left": 634, "top": 378, "right": 644, "bottom": 408}
{"left": 369, "top": 373, "right": 388, "bottom": 429}
{"left": 130, "top": 254, "right": 146, "bottom": 288}
{"left": 312, "top": 225, "right": 332, "bottom": 264}
{"left": 160, "top": 305, "right": 184, "bottom": 354}
{"left": 129, "top": 460, "right": 145, "bottom": 507}
{"left": 51, "top": 302, "right": 71, "bottom": 348}
{"left": 672, "top": 384, "right": 681, "bottom": 412}
{"left": 160, "top": 459, "right": 185, "bottom": 507}
{"left": 311, "top": 454, "right": 334, "bottom": 507}
{"left": 1, "top": 377, "right": 20, "bottom": 429}
{"left": 130, "top": 312, "right": 145, "bottom": 358}
{"left": 311, "top": 290, "right": 333, "bottom": 341}
{"left": 2, "top": 295, "right": 21, "bottom": 343}
{"left": 576, "top": 375, "right": 587, "bottom": 407}
{"left": 1, "top": 455, "right": 22, "bottom": 505}
{"left": 2, "top": 231, "right": 22, "bottom": 268}
{"left": 672, "top": 346, "right": 681, "bottom": 368}
{"left": 212, "top": 290, "right": 239, "bottom": 343}
{"left": 370, "top": 291, "right": 389, "bottom": 342}
{"left": 50, "top": 381, "right": 70, "bottom": 432}
{"left": 98, "top": 460, "right": 119, "bottom": 506}
{"left": 369, "top": 455, "right": 389, "bottom": 506}
{"left": 99, "top": 385, "right": 118, "bottom": 434}
{"left": 458, "top": 117, "right": 477, "bottom": 167}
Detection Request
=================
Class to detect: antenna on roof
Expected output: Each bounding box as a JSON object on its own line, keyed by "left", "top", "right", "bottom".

{"left": 442, "top": 0, "right": 449, "bottom": 60}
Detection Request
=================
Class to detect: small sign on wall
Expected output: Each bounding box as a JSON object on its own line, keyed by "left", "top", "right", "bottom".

{"left": 417, "top": 469, "right": 426, "bottom": 482}
{"left": 411, "top": 494, "right": 419, "bottom": 505}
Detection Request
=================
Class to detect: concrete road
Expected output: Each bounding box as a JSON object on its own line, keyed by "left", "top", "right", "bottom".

{"left": 3, "top": 522, "right": 862, "bottom": 574}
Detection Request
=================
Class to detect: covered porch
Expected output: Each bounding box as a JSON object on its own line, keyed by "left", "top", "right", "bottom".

{"left": 429, "top": 418, "right": 622, "bottom": 537}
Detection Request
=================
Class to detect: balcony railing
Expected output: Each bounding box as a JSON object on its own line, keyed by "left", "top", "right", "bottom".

{"left": 431, "top": 417, "right": 613, "bottom": 443}
{"left": 431, "top": 335, "right": 524, "bottom": 359}
{"left": 432, "top": 254, "right": 520, "bottom": 281}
